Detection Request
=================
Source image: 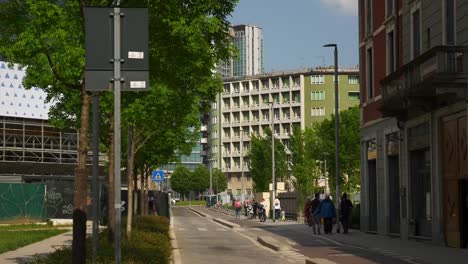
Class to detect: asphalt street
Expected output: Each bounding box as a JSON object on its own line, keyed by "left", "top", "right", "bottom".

{"left": 172, "top": 207, "right": 295, "bottom": 264}
{"left": 194, "top": 207, "right": 435, "bottom": 264}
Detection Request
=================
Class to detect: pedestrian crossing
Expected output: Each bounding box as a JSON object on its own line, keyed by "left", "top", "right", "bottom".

{"left": 281, "top": 249, "right": 306, "bottom": 264}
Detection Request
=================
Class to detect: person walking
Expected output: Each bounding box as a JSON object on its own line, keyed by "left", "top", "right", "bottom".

{"left": 252, "top": 199, "right": 258, "bottom": 219}
{"left": 234, "top": 199, "right": 242, "bottom": 219}
{"left": 274, "top": 198, "right": 281, "bottom": 220}
{"left": 311, "top": 193, "right": 322, "bottom": 234}
{"left": 304, "top": 197, "right": 312, "bottom": 227}
{"left": 316, "top": 194, "right": 336, "bottom": 234}
{"left": 340, "top": 193, "right": 353, "bottom": 234}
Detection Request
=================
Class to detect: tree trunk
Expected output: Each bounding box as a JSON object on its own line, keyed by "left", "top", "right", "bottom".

{"left": 126, "top": 129, "right": 137, "bottom": 235}
{"left": 72, "top": 90, "right": 91, "bottom": 264}
{"left": 107, "top": 113, "right": 115, "bottom": 242}
{"left": 140, "top": 165, "right": 145, "bottom": 216}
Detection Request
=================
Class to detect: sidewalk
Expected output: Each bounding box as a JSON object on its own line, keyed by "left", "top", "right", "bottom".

{"left": 0, "top": 231, "right": 72, "bottom": 264}
{"left": 197, "top": 206, "right": 468, "bottom": 264}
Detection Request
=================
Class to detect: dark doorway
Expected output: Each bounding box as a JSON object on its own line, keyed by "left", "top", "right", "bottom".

{"left": 388, "top": 155, "right": 400, "bottom": 234}
{"left": 410, "top": 148, "right": 432, "bottom": 237}
{"left": 441, "top": 113, "right": 468, "bottom": 247}
{"left": 460, "top": 179, "right": 468, "bottom": 248}
{"left": 368, "top": 160, "right": 377, "bottom": 232}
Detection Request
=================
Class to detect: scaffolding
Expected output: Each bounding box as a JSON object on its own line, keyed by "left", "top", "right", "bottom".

{"left": 0, "top": 116, "right": 78, "bottom": 164}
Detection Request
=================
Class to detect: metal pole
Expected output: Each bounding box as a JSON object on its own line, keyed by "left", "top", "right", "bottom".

{"left": 92, "top": 95, "right": 99, "bottom": 260}
{"left": 113, "top": 7, "right": 122, "bottom": 264}
{"left": 209, "top": 159, "right": 213, "bottom": 194}
{"left": 333, "top": 46, "right": 340, "bottom": 233}
{"left": 324, "top": 158, "right": 327, "bottom": 194}
{"left": 240, "top": 129, "right": 244, "bottom": 205}
{"left": 270, "top": 102, "right": 275, "bottom": 222}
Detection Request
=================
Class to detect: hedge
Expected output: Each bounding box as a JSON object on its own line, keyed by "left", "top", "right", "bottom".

{"left": 32, "top": 215, "right": 171, "bottom": 264}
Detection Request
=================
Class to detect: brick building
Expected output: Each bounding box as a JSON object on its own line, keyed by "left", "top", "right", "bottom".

{"left": 359, "top": 0, "right": 468, "bottom": 248}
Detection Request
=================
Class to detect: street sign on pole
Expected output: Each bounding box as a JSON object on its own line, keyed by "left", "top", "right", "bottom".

{"left": 84, "top": 7, "right": 149, "bottom": 92}
{"left": 84, "top": 6, "right": 149, "bottom": 264}
{"left": 152, "top": 170, "right": 165, "bottom": 183}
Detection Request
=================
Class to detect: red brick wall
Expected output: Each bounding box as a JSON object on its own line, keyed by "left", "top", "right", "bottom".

{"left": 363, "top": 100, "right": 382, "bottom": 124}
{"left": 373, "top": 31, "right": 386, "bottom": 97}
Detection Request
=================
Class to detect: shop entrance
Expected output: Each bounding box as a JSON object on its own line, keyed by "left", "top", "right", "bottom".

{"left": 441, "top": 112, "right": 468, "bottom": 248}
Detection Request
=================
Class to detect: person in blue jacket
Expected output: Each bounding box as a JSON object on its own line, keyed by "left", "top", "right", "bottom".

{"left": 315, "top": 194, "right": 336, "bottom": 234}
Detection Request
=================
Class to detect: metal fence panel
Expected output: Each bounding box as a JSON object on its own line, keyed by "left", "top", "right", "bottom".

{"left": 45, "top": 180, "right": 75, "bottom": 219}
{"left": 278, "top": 192, "right": 297, "bottom": 220}
{"left": 0, "top": 183, "right": 46, "bottom": 220}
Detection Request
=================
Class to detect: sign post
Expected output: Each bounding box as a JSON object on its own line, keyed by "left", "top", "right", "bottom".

{"left": 84, "top": 6, "right": 148, "bottom": 264}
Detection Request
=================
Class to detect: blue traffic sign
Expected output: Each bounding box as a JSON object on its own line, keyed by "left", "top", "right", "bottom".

{"left": 152, "top": 170, "right": 164, "bottom": 182}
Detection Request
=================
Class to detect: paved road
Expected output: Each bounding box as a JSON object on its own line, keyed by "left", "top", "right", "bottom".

{"left": 194, "top": 207, "right": 437, "bottom": 264}
{"left": 172, "top": 207, "right": 295, "bottom": 264}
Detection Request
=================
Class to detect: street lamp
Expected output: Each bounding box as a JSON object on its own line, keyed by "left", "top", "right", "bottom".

{"left": 269, "top": 101, "right": 276, "bottom": 222}
{"left": 240, "top": 128, "right": 244, "bottom": 205}
{"left": 209, "top": 158, "right": 213, "bottom": 206}
{"left": 323, "top": 43, "right": 340, "bottom": 233}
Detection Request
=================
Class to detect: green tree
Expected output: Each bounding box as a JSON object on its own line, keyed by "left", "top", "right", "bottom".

{"left": 0, "top": 0, "right": 239, "bottom": 257}
{"left": 212, "top": 168, "right": 227, "bottom": 194}
{"left": 192, "top": 165, "right": 210, "bottom": 196}
{"left": 170, "top": 165, "right": 192, "bottom": 200}
{"left": 247, "top": 128, "right": 288, "bottom": 192}
{"left": 311, "top": 106, "right": 361, "bottom": 195}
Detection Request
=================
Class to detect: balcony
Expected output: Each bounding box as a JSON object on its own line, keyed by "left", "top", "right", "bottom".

{"left": 381, "top": 46, "right": 468, "bottom": 120}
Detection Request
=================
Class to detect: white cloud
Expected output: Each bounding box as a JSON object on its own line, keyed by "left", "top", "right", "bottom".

{"left": 319, "top": 0, "right": 358, "bottom": 16}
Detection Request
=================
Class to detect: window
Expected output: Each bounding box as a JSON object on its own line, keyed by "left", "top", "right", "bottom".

{"left": 311, "top": 75, "right": 324, "bottom": 84}
{"left": 311, "top": 91, "right": 325, "bottom": 100}
{"left": 311, "top": 107, "right": 325, "bottom": 116}
{"left": 445, "top": 0, "right": 455, "bottom": 45}
{"left": 348, "top": 91, "right": 360, "bottom": 100}
{"left": 227, "top": 189, "right": 232, "bottom": 195}
{"left": 236, "top": 189, "right": 241, "bottom": 195}
{"left": 212, "top": 102, "right": 217, "bottom": 110}
{"left": 348, "top": 76, "right": 359, "bottom": 85}
{"left": 386, "top": 0, "right": 394, "bottom": 18}
{"left": 366, "top": 0, "right": 372, "bottom": 34}
{"left": 367, "top": 48, "right": 374, "bottom": 98}
{"left": 387, "top": 31, "right": 395, "bottom": 73}
{"left": 212, "top": 115, "right": 218, "bottom": 124}
{"left": 412, "top": 9, "right": 421, "bottom": 58}
{"left": 332, "top": 75, "right": 340, "bottom": 84}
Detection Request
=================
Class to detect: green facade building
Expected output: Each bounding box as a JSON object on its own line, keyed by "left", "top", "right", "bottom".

{"left": 208, "top": 67, "right": 360, "bottom": 196}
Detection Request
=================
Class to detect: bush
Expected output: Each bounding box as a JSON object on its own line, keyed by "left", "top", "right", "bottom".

{"left": 32, "top": 215, "right": 172, "bottom": 264}
{"left": 135, "top": 215, "right": 170, "bottom": 237}
{"left": 123, "top": 230, "right": 171, "bottom": 264}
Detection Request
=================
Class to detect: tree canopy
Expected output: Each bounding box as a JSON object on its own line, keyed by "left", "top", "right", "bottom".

{"left": 247, "top": 128, "right": 288, "bottom": 192}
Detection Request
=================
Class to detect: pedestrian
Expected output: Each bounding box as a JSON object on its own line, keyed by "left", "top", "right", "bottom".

{"left": 234, "top": 199, "right": 242, "bottom": 219}
{"left": 311, "top": 193, "right": 321, "bottom": 234}
{"left": 244, "top": 199, "right": 249, "bottom": 217}
{"left": 274, "top": 198, "right": 281, "bottom": 220}
{"left": 340, "top": 193, "right": 353, "bottom": 234}
{"left": 304, "top": 197, "right": 312, "bottom": 227}
{"left": 316, "top": 194, "right": 336, "bottom": 234}
{"left": 252, "top": 198, "right": 258, "bottom": 219}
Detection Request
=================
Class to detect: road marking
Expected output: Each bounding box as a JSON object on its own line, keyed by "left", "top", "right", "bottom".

{"left": 177, "top": 228, "right": 186, "bottom": 231}
{"left": 197, "top": 227, "right": 207, "bottom": 232}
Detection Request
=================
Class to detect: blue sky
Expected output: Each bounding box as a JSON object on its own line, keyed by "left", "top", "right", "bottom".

{"left": 230, "top": 0, "right": 358, "bottom": 72}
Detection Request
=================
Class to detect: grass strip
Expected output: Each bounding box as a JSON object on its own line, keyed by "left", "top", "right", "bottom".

{"left": 0, "top": 229, "right": 68, "bottom": 254}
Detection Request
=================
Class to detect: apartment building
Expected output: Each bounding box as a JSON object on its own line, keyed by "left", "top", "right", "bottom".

{"left": 209, "top": 67, "right": 360, "bottom": 196}
{"left": 217, "top": 24, "right": 264, "bottom": 78}
{"left": 359, "top": 0, "right": 468, "bottom": 248}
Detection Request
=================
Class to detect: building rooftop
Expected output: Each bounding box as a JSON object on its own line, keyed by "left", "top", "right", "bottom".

{"left": 222, "top": 66, "right": 359, "bottom": 82}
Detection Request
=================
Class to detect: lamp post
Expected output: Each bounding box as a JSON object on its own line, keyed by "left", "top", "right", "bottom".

{"left": 209, "top": 158, "right": 213, "bottom": 206}
{"left": 240, "top": 128, "right": 244, "bottom": 205}
{"left": 269, "top": 101, "right": 276, "bottom": 222}
{"left": 323, "top": 43, "right": 340, "bottom": 233}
